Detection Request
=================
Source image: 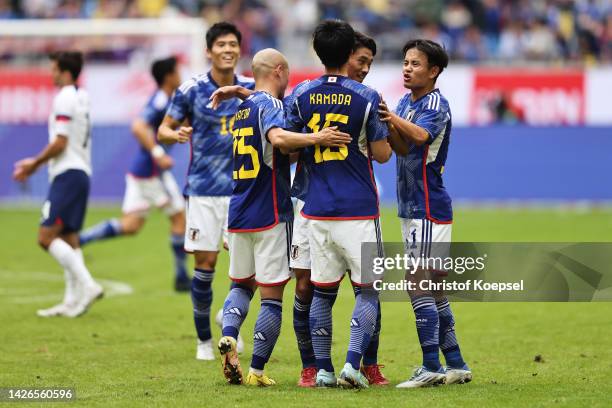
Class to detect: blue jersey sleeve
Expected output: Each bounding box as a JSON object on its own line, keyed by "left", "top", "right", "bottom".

{"left": 414, "top": 103, "right": 449, "bottom": 144}
{"left": 260, "top": 98, "right": 286, "bottom": 140}
{"left": 285, "top": 96, "right": 304, "bottom": 132}
{"left": 166, "top": 87, "right": 190, "bottom": 122}
{"left": 365, "top": 91, "right": 389, "bottom": 142}
{"left": 394, "top": 93, "right": 411, "bottom": 115}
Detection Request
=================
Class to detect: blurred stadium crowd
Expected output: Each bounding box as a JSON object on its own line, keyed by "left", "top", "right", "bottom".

{"left": 0, "top": 0, "right": 611, "bottom": 65}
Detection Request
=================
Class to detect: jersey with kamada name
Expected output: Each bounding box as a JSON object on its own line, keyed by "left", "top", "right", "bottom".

{"left": 283, "top": 80, "right": 311, "bottom": 201}
{"left": 287, "top": 75, "right": 388, "bottom": 219}
{"left": 48, "top": 85, "right": 92, "bottom": 181}
{"left": 395, "top": 88, "right": 452, "bottom": 223}
{"left": 228, "top": 91, "right": 293, "bottom": 232}
{"left": 166, "top": 72, "right": 255, "bottom": 196}
{"left": 129, "top": 89, "right": 172, "bottom": 178}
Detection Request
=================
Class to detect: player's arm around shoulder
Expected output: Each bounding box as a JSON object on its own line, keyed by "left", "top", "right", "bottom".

{"left": 365, "top": 89, "right": 392, "bottom": 163}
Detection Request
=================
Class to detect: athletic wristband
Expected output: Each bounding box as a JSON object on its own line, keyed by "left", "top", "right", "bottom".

{"left": 151, "top": 145, "right": 165, "bottom": 159}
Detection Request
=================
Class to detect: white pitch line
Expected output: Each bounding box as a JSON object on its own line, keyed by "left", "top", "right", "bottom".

{"left": 0, "top": 270, "right": 133, "bottom": 304}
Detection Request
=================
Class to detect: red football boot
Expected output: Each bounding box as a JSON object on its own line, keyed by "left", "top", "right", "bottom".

{"left": 361, "top": 364, "right": 390, "bottom": 386}
{"left": 297, "top": 367, "right": 317, "bottom": 387}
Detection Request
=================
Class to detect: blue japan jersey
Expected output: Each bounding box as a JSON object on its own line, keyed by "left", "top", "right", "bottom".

{"left": 129, "top": 89, "right": 171, "bottom": 178}
{"left": 395, "top": 89, "right": 453, "bottom": 223}
{"left": 166, "top": 72, "right": 255, "bottom": 196}
{"left": 286, "top": 75, "right": 389, "bottom": 219}
{"left": 283, "top": 80, "right": 311, "bottom": 201}
{"left": 228, "top": 91, "right": 293, "bottom": 232}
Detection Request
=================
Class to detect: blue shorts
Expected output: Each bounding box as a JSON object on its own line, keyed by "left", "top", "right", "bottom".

{"left": 41, "top": 169, "right": 90, "bottom": 233}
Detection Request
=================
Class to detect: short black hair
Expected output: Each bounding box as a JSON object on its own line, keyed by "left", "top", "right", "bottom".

{"left": 206, "top": 21, "right": 242, "bottom": 50}
{"left": 354, "top": 31, "right": 377, "bottom": 56}
{"left": 151, "top": 57, "right": 178, "bottom": 87}
{"left": 312, "top": 20, "right": 355, "bottom": 69}
{"left": 49, "top": 51, "right": 83, "bottom": 81}
{"left": 402, "top": 39, "right": 449, "bottom": 80}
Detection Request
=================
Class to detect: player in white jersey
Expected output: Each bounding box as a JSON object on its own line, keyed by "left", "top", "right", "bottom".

{"left": 13, "top": 51, "right": 103, "bottom": 318}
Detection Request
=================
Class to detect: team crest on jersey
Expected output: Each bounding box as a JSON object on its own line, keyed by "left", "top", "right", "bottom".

{"left": 291, "top": 245, "right": 299, "bottom": 260}
{"left": 188, "top": 228, "right": 200, "bottom": 241}
{"left": 406, "top": 109, "right": 416, "bottom": 122}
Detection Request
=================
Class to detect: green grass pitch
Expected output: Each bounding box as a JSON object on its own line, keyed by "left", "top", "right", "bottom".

{"left": 1, "top": 206, "right": 612, "bottom": 407}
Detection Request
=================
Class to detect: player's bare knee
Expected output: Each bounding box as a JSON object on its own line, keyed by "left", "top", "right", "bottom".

{"left": 259, "top": 284, "right": 285, "bottom": 300}
{"left": 295, "top": 277, "right": 314, "bottom": 302}
{"left": 194, "top": 251, "right": 217, "bottom": 270}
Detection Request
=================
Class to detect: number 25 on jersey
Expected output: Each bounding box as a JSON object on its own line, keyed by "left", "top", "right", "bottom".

{"left": 232, "top": 126, "right": 260, "bottom": 180}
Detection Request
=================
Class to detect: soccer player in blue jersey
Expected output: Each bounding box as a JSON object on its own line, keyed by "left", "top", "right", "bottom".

{"left": 79, "top": 57, "right": 190, "bottom": 291}
{"left": 379, "top": 39, "right": 472, "bottom": 387}
{"left": 158, "top": 22, "right": 255, "bottom": 361}
{"left": 208, "top": 31, "right": 390, "bottom": 387}
{"left": 216, "top": 48, "right": 351, "bottom": 386}
{"left": 286, "top": 20, "right": 392, "bottom": 389}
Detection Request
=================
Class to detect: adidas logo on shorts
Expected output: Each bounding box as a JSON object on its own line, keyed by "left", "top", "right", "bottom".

{"left": 254, "top": 332, "right": 267, "bottom": 341}
{"left": 350, "top": 318, "right": 360, "bottom": 327}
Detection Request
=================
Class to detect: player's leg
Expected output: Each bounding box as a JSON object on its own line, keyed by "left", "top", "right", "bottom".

{"left": 336, "top": 219, "right": 380, "bottom": 389}
{"left": 397, "top": 218, "right": 445, "bottom": 388}
{"left": 245, "top": 223, "right": 292, "bottom": 387}
{"left": 160, "top": 171, "right": 189, "bottom": 291}
{"left": 59, "top": 232, "right": 103, "bottom": 317}
{"left": 290, "top": 201, "right": 317, "bottom": 386}
{"left": 79, "top": 174, "right": 148, "bottom": 246}
{"left": 353, "top": 285, "right": 389, "bottom": 385}
{"left": 38, "top": 170, "right": 102, "bottom": 318}
{"left": 308, "top": 220, "right": 344, "bottom": 387}
{"left": 356, "top": 218, "right": 389, "bottom": 385}
{"left": 429, "top": 224, "right": 471, "bottom": 384}
{"left": 184, "top": 196, "right": 224, "bottom": 360}
{"left": 219, "top": 231, "right": 257, "bottom": 385}
{"left": 36, "top": 222, "right": 72, "bottom": 317}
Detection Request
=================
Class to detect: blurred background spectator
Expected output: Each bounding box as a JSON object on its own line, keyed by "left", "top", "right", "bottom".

{"left": 1, "top": 0, "right": 611, "bottom": 65}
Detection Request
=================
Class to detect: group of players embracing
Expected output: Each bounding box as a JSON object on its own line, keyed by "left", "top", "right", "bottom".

{"left": 158, "top": 20, "right": 472, "bottom": 389}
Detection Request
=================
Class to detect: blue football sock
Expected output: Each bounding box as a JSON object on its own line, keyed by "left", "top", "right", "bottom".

{"left": 436, "top": 298, "right": 466, "bottom": 368}
{"left": 251, "top": 299, "right": 283, "bottom": 370}
{"left": 354, "top": 286, "right": 382, "bottom": 366}
{"left": 411, "top": 295, "right": 441, "bottom": 371}
{"left": 293, "top": 295, "right": 315, "bottom": 368}
{"left": 310, "top": 286, "right": 338, "bottom": 373}
{"left": 222, "top": 283, "right": 254, "bottom": 339}
{"left": 191, "top": 268, "right": 214, "bottom": 341}
{"left": 79, "top": 218, "right": 122, "bottom": 246}
{"left": 346, "top": 288, "right": 378, "bottom": 370}
{"left": 170, "top": 234, "right": 187, "bottom": 280}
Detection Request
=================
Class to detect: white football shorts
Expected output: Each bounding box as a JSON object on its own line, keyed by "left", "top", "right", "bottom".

{"left": 228, "top": 222, "right": 292, "bottom": 286}
{"left": 308, "top": 218, "right": 383, "bottom": 287}
{"left": 400, "top": 218, "right": 452, "bottom": 273}
{"left": 289, "top": 199, "right": 311, "bottom": 270}
{"left": 122, "top": 172, "right": 184, "bottom": 217}
{"left": 184, "top": 195, "right": 229, "bottom": 252}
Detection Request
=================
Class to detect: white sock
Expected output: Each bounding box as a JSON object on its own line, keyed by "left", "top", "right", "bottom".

{"left": 62, "top": 268, "right": 77, "bottom": 305}
{"left": 249, "top": 368, "right": 263, "bottom": 376}
{"left": 48, "top": 239, "right": 96, "bottom": 288}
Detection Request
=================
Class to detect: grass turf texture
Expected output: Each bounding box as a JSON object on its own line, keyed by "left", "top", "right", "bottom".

{"left": 1, "top": 207, "right": 612, "bottom": 407}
